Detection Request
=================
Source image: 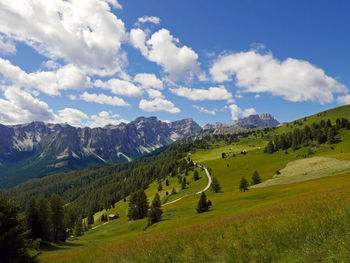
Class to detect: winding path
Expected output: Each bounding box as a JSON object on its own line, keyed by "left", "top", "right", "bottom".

{"left": 162, "top": 165, "right": 212, "bottom": 207}
{"left": 90, "top": 165, "right": 211, "bottom": 231}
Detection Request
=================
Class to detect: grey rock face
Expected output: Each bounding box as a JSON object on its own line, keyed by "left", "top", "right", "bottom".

{"left": 0, "top": 117, "right": 202, "bottom": 162}
{"left": 234, "top": 113, "right": 280, "bottom": 129}
{"left": 202, "top": 113, "right": 279, "bottom": 135}
{"left": 0, "top": 117, "right": 202, "bottom": 187}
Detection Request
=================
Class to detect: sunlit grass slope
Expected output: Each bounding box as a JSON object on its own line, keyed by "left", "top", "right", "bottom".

{"left": 40, "top": 105, "right": 350, "bottom": 263}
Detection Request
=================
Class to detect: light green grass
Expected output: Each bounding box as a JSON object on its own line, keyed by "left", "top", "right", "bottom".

{"left": 253, "top": 156, "right": 350, "bottom": 188}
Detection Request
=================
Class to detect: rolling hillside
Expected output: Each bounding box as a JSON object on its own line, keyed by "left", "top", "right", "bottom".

{"left": 34, "top": 105, "right": 350, "bottom": 263}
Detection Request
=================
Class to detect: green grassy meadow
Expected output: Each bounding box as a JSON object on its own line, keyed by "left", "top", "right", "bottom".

{"left": 40, "top": 105, "right": 350, "bottom": 263}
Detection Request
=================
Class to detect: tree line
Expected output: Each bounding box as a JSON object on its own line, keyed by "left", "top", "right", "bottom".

{"left": 265, "top": 118, "right": 350, "bottom": 154}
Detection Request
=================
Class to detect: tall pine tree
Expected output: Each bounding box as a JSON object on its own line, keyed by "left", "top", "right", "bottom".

{"left": 211, "top": 177, "right": 221, "bottom": 193}
{"left": 251, "top": 171, "right": 261, "bottom": 185}
{"left": 147, "top": 193, "right": 162, "bottom": 226}
{"left": 0, "top": 192, "right": 38, "bottom": 263}
{"left": 196, "top": 192, "right": 211, "bottom": 213}
{"left": 239, "top": 178, "right": 249, "bottom": 192}
{"left": 50, "top": 194, "right": 66, "bottom": 242}
{"left": 36, "top": 195, "right": 53, "bottom": 242}
{"left": 25, "top": 196, "right": 40, "bottom": 240}
{"left": 127, "top": 190, "right": 149, "bottom": 220}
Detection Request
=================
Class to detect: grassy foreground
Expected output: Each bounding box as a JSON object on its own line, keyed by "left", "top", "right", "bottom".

{"left": 41, "top": 172, "right": 350, "bottom": 263}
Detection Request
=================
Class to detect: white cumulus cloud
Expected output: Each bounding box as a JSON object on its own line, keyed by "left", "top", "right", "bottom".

{"left": 130, "top": 28, "right": 202, "bottom": 81}
{"left": 0, "top": 87, "right": 55, "bottom": 124}
{"left": 55, "top": 108, "right": 89, "bottom": 127}
{"left": 80, "top": 91, "right": 129, "bottom": 106}
{"left": 94, "top": 78, "right": 143, "bottom": 97}
{"left": 0, "top": 35, "right": 16, "bottom": 55}
{"left": 229, "top": 104, "right": 257, "bottom": 121}
{"left": 86, "top": 110, "right": 129, "bottom": 128}
{"left": 0, "top": 58, "right": 90, "bottom": 95}
{"left": 0, "top": 0, "right": 126, "bottom": 76}
{"left": 136, "top": 16, "right": 160, "bottom": 26}
{"left": 129, "top": 28, "right": 148, "bottom": 57}
{"left": 210, "top": 50, "right": 347, "bottom": 104}
{"left": 139, "top": 98, "right": 180, "bottom": 114}
{"left": 337, "top": 95, "right": 350, "bottom": 105}
{"left": 169, "top": 86, "right": 233, "bottom": 101}
{"left": 193, "top": 105, "right": 216, "bottom": 115}
{"left": 134, "top": 73, "right": 163, "bottom": 89}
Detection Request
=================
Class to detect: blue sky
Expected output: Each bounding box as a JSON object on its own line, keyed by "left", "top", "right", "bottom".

{"left": 0, "top": 0, "right": 349, "bottom": 127}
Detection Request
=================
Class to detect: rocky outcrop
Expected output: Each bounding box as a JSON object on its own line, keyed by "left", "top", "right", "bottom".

{"left": 202, "top": 113, "right": 279, "bottom": 135}
{"left": 234, "top": 113, "right": 280, "bottom": 129}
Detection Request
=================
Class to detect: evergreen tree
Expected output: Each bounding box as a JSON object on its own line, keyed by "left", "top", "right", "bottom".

{"left": 87, "top": 213, "right": 94, "bottom": 226}
{"left": 251, "top": 171, "right": 261, "bottom": 185}
{"left": 25, "top": 196, "right": 40, "bottom": 240}
{"left": 73, "top": 218, "right": 83, "bottom": 237}
{"left": 181, "top": 177, "right": 187, "bottom": 190}
{"left": 196, "top": 192, "right": 211, "bottom": 213}
{"left": 207, "top": 200, "right": 212, "bottom": 207}
{"left": 50, "top": 194, "right": 66, "bottom": 242}
{"left": 265, "top": 141, "right": 275, "bottom": 154}
{"left": 239, "top": 178, "right": 249, "bottom": 192}
{"left": 211, "top": 177, "right": 221, "bottom": 193}
{"left": 158, "top": 183, "right": 163, "bottom": 191}
{"left": 171, "top": 188, "right": 177, "bottom": 195}
{"left": 165, "top": 179, "right": 169, "bottom": 186}
{"left": 127, "top": 190, "right": 149, "bottom": 220}
{"left": 1, "top": 192, "right": 39, "bottom": 263}
{"left": 147, "top": 193, "right": 163, "bottom": 226}
{"left": 327, "top": 126, "right": 336, "bottom": 144}
{"left": 36, "top": 195, "right": 53, "bottom": 242}
{"left": 193, "top": 170, "right": 199, "bottom": 181}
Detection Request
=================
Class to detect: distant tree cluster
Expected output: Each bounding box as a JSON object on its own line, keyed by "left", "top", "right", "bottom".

{"left": 265, "top": 118, "right": 350, "bottom": 154}
{"left": 127, "top": 190, "right": 163, "bottom": 226}
{"left": 239, "top": 171, "right": 262, "bottom": 192}
{"left": 127, "top": 190, "right": 149, "bottom": 220}
{"left": 25, "top": 194, "right": 69, "bottom": 243}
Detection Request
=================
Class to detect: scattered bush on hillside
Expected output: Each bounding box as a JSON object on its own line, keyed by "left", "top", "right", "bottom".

{"left": 211, "top": 177, "right": 222, "bottom": 193}
{"left": 193, "top": 170, "right": 199, "bottom": 181}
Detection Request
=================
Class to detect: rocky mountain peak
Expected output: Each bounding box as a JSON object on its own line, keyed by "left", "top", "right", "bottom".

{"left": 234, "top": 113, "right": 279, "bottom": 129}
{"left": 0, "top": 117, "right": 203, "bottom": 188}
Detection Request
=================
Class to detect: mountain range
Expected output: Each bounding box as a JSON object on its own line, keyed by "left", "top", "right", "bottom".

{"left": 0, "top": 113, "right": 279, "bottom": 188}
